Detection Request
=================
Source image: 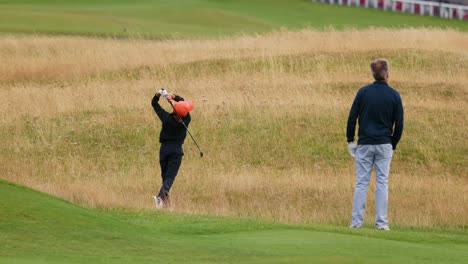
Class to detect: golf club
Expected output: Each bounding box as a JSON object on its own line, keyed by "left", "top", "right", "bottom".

{"left": 160, "top": 89, "right": 204, "bottom": 158}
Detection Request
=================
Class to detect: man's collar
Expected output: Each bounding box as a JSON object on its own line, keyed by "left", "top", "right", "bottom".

{"left": 373, "top": 80, "right": 388, "bottom": 85}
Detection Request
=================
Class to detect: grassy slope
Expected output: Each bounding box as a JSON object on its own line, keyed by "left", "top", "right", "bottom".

{"left": 1, "top": 179, "right": 467, "bottom": 264}
{"left": 0, "top": 0, "right": 466, "bottom": 37}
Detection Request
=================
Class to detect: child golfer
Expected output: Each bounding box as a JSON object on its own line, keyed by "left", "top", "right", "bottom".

{"left": 151, "top": 89, "right": 194, "bottom": 208}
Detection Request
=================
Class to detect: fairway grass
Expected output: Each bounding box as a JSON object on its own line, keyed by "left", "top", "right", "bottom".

{"left": 0, "top": 0, "right": 467, "bottom": 38}
{"left": 1, "top": 179, "right": 468, "bottom": 264}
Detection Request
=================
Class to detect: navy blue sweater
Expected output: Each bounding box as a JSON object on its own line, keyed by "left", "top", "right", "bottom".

{"left": 152, "top": 94, "right": 191, "bottom": 144}
{"left": 346, "top": 81, "right": 404, "bottom": 149}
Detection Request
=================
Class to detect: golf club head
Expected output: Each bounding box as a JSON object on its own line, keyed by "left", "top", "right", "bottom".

{"left": 200, "top": 151, "right": 204, "bottom": 158}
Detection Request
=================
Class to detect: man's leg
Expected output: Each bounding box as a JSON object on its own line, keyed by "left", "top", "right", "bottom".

{"left": 154, "top": 146, "right": 170, "bottom": 208}
{"left": 158, "top": 153, "right": 182, "bottom": 202}
{"left": 351, "top": 145, "right": 375, "bottom": 227}
{"left": 160, "top": 150, "right": 169, "bottom": 182}
{"left": 374, "top": 144, "right": 393, "bottom": 228}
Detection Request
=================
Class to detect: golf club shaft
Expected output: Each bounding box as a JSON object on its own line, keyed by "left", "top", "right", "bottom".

{"left": 166, "top": 98, "right": 204, "bottom": 157}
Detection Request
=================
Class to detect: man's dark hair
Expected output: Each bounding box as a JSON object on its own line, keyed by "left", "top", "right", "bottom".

{"left": 370, "top": 59, "right": 389, "bottom": 81}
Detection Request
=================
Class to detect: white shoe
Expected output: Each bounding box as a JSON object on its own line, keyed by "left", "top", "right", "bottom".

{"left": 349, "top": 224, "right": 361, "bottom": 229}
{"left": 153, "top": 195, "right": 164, "bottom": 209}
{"left": 376, "top": 225, "right": 390, "bottom": 231}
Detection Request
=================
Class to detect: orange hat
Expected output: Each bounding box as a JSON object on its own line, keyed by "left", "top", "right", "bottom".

{"left": 173, "top": 101, "right": 194, "bottom": 117}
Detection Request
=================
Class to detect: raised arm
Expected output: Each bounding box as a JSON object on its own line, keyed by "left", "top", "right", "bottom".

{"left": 151, "top": 93, "right": 170, "bottom": 122}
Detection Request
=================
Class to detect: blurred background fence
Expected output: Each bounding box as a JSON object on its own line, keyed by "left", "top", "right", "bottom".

{"left": 313, "top": 0, "right": 468, "bottom": 20}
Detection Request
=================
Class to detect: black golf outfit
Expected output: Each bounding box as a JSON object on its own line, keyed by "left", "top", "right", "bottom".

{"left": 151, "top": 94, "right": 191, "bottom": 202}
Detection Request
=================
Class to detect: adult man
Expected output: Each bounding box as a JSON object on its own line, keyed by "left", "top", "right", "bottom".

{"left": 346, "top": 59, "right": 404, "bottom": 231}
{"left": 151, "top": 89, "right": 193, "bottom": 209}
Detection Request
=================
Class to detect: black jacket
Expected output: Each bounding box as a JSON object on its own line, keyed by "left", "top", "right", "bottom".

{"left": 346, "top": 81, "right": 404, "bottom": 149}
{"left": 152, "top": 94, "right": 191, "bottom": 144}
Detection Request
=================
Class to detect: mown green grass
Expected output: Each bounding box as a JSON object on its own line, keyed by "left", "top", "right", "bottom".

{"left": 0, "top": 0, "right": 466, "bottom": 37}
{"left": 1, "top": 179, "right": 467, "bottom": 264}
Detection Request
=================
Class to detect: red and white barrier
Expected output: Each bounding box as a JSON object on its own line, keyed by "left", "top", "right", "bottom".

{"left": 314, "top": 0, "right": 468, "bottom": 20}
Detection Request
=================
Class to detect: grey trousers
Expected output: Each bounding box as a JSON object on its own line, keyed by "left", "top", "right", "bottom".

{"left": 351, "top": 144, "right": 393, "bottom": 227}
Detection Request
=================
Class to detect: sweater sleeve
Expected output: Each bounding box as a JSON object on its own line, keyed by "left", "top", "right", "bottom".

{"left": 151, "top": 94, "right": 170, "bottom": 122}
{"left": 391, "top": 95, "right": 404, "bottom": 150}
{"left": 346, "top": 92, "right": 360, "bottom": 142}
{"left": 173, "top": 95, "right": 184, "bottom": 102}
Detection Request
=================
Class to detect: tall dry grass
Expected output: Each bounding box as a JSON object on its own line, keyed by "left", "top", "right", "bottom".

{"left": 1, "top": 28, "right": 467, "bottom": 229}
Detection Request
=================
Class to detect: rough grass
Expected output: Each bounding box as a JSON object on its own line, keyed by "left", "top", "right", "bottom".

{"left": 0, "top": 28, "right": 467, "bottom": 229}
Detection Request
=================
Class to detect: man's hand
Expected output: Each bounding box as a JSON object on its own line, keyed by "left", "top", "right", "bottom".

{"left": 347, "top": 142, "right": 357, "bottom": 158}
{"left": 166, "top": 94, "right": 175, "bottom": 100}
{"left": 158, "top": 89, "right": 168, "bottom": 98}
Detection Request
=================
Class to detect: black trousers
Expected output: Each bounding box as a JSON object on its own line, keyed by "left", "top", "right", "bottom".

{"left": 158, "top": 143, "right": 183, "bottom": 201}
